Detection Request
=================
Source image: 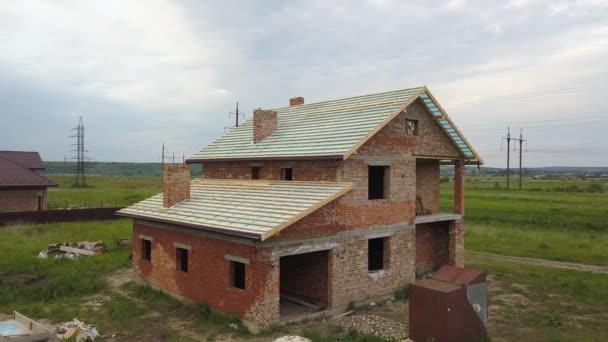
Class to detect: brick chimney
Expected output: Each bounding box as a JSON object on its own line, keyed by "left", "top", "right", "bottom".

{"left": 163, "top": 164, "right": 190, "bottom": 208}
{"left": 253, "top": 109, "right": 277, "bottom": 144}
{"left": 289, "top": 97, "right": 304, "bottom": 106}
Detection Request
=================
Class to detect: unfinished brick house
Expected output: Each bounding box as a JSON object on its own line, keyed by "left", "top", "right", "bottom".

{"left": 0, "top": 151, "right": 55, "bottom": 213}
{"left": 117, "top": 86, "right": 482, "bottom": 328}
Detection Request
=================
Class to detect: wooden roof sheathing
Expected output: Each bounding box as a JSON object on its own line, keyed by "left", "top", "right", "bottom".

{"left": 188, "top": 87, "right": 424, "bottom": 161}
{"left": 187, "top": 86, "right": 482, "bottom": 164}
{"left": 116, "top": 179, "right": 353, "bottom": 240}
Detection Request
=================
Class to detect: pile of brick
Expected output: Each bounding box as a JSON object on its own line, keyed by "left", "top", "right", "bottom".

{"left": 57, "top": 319, "right": 99, "bottom": 341}
{"left": 38, "top": 241, "right": 107, "bottom": 259}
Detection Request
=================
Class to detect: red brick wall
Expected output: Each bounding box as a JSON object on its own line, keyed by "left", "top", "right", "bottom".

{"left": 279, "top": 251, "right": 329, "bottom": 305}
{"left": 203, "top": 160, "right": 338, "bottom": 181}
{"left": 415, "top": 222, "right": 449, "bottom": 275}
{"left": 454, "top": 159, "right": 465, "bottom": 215}
{"left": 356, "top": 99, "right": 462, "bottom": 158}
{"left": 133, "top": 224, "right": 278, "bottom": 325}
{"left": 416, "top": 159, "right": 440, "bottom": 214}
{"left": 0, "top": 188, "right": 47, "bottom": 213}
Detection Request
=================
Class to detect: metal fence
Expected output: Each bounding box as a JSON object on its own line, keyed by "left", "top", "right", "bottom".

{"left": 0, "top": 207, "right": 123, "bottom": 227}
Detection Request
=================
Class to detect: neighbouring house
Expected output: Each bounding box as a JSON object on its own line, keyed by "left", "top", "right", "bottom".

{"left": 117, "top": 86, "right": 482, "bottom": 329}
{"left": 0, "top": 151, "right": 56, "bottom": 213}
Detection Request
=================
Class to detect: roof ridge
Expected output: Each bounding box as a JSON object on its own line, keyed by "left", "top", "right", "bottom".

{"left": 270, "top": 86, "right": 424, "bottom": 111}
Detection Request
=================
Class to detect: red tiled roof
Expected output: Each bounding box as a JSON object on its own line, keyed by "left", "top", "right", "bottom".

{"left": 0, "top": 151, "right": 44, "bottom": 170}
{"left": 0, "top": 156, "right": 56, "bottom": 188}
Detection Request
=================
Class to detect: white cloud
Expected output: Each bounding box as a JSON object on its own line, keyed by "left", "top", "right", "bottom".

{"left": 0, "top": 0, "right": 240, "bottom": 112}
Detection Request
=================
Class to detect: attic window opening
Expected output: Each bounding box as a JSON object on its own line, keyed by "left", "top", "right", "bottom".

{"left": 368, "top": 166, "right": 389, "bottom": 200}
{"left": 176, "top": 247, "right": 188, "bottom": 272}
{"left": 142, "top": 239, "right": 152, "bottom": 261}
{"left": 251, "top": 167, "right": 260, "bottom": 180}
{"left": 230, "top": 261, "right": 246, "bottom": 290}
{"left": 406, "top": 119, "right": 419, "bottom": 136}
{"left": 281, "top": 168, "right": 293, "bottom": 181}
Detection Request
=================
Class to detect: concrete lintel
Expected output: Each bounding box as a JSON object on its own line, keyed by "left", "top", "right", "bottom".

{"left": 414, "top": 213, "right": 462, "bottom": 224}
{"left": 273, "top": 241, "right": 338, "bottom": 258}
{"left": 259, "top": 223, "right": 412, "bottom": 249}
{"left": 134, "top": 219, "right": 255, "bottom": 246}
{"left": 225, "top": 254, "right": 250, "bottom": 265}
{"left": 173, "top": 242, "right": 191, "bottom": 250}
{"left": 349, "top": 155, "right": 414, "bottom": 163}
{"left": 365, "top": 231, "right": 394, "bottom": 239}
{"left": 139, "top": 234, "right": 153, "bottom": 241}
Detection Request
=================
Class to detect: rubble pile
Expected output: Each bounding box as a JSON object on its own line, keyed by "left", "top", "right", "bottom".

{"left": 338, "top": 314, "right": 409, "bottom": 340}
{"left": 57, "top": 319, "right": 99, "bottom": 341}
{"left": 38, "top": 241, "right": 108, "bottom": 259}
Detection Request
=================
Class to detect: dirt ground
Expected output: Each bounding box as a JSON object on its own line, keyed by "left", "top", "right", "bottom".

{"left": 4, "top": 263, "right": 605, "bottom": 341}
{"left": 468, "top": 251, "right": 608, "bottom": 274}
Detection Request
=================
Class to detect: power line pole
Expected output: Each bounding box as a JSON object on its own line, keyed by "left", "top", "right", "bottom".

{"left": 228, "top": 101, "right": 245, "bottom": 130}
{"left": 161, "top": 141, "right": 165, "bottom": 183}
{"left": 502, "top": 128, "right": 511, "bottom": 190}
{"left": 516, "top": 129, "right": 527, "bottom": 190}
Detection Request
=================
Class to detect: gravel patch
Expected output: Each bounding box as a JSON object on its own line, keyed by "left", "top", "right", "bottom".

{"left": 338, "top": 314, "right": 408, "bottom": 340}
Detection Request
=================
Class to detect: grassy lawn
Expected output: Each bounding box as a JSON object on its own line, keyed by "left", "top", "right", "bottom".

{"left": 441, "top": 176, "right": 608, "bottom": 265}
{"left": 46, "top": 175, "right": 161, "bottom": 209}
{"left": 0, "top": 220, "right": 132, "bottom": 320}
{"left": 468, "top": 257, "right": 608, "bottom": 341}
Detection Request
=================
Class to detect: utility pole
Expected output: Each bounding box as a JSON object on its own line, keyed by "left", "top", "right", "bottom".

{"left": 516, "top": 129, "right": 527, "bottom": 190}
{"left": 228, "top": 101, "right": 245, "bottom": 129}
{"left": 503, "top": 127, "right": 527, "bottom": 190}
{"left": 161, "top": 141, "right": 165, "bottom": 183}
{"left": 502, "top": 128, "right": 511, "bottom": 190}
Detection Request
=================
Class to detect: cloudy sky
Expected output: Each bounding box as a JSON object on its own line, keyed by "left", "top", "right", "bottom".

{"left": 1, "top": 0, "right": 608, "bottom": 167}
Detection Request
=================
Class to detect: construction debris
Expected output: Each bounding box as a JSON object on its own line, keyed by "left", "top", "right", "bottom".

{"left": 273, "top": 336, "right": 311, "bottom": 342}
{"left": 338, "top": 314, "right": 409, "bottom": 341}
{"left": 0, "top": 311, "right": 50, "bottom": 342}
{"left": 57, "top": 319, "right": 99, "bottom": 341}
{"left": 116, "top": 237, "right": 132, "bottom": 247}
{"left": 38, "top": 241, "right": 107, "bottom": 259}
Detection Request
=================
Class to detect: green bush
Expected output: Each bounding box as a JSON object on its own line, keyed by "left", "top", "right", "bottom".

{"left": 394, "top": 287, "right": 409, "bottom": 301}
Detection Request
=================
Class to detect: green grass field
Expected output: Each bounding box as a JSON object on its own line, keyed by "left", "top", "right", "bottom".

{"left": 440, "top": 177, "right": 608, "bottom": 265}
{"left": 2, "top": 174, "right": 608, "bottom": 340}
{"left": 46, "top": 175, "right": 161, "bottom": 209}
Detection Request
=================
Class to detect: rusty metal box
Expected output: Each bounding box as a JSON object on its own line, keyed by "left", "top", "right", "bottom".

{"left": 409, "top": 265, "right": 487, "bottom": 342}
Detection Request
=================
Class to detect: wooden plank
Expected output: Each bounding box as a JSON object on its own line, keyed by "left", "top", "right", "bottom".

{"left": 59, "top": 245, "right": 100, "bottom": 256}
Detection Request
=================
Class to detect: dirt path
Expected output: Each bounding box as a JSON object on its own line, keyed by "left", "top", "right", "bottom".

{"left": 468, "top": 251, "right": 608, "bottom": 274}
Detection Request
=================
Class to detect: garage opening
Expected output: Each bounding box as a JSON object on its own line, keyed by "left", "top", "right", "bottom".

{"left": 279, "top": 250, "right": 329, "bottom": 320}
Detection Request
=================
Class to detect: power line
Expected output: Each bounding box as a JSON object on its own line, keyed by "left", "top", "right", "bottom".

{"left": 462, "top": 119, "right": 608, "bottom": 132}
{"left": 465, "top": 115, "right": 608, "bottom": 128}
{"left": 446, "top": 83, "right": 608, "bottom": 106}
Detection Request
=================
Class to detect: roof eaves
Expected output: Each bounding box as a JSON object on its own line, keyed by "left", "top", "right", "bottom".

{"left": 115, "top": 211, "right": 263, "bottom": 240}
{"left": 422, "top": 89, "right": 484, "bottom": 165}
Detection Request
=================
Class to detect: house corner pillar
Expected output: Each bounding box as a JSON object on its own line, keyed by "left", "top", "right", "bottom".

{"left": 454, "top": 159, "right": 465, "bottom": 216}
{"left": 448, "top": 220, "right": 465, "bottom": 267}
